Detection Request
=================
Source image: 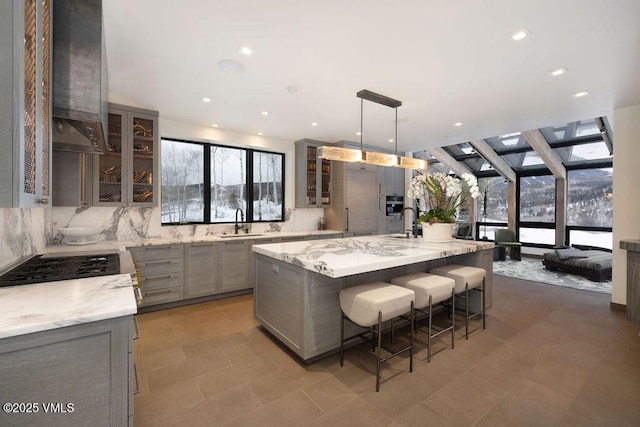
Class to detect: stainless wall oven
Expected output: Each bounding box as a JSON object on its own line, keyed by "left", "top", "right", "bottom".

{"left": 385, "top": 195, "right": 404, "bottom": 217}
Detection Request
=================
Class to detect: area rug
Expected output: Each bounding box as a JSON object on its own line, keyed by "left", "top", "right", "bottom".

{"left": 493, "top": 258, "right": 612, "bottom": 294}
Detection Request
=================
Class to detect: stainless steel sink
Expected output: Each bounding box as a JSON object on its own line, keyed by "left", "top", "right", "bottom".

{"left": 219, "top": 233, "right": 263, "bottom": 238}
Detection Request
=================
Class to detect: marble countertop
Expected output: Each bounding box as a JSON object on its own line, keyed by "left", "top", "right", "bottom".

{"left": 252, "top": 234, "right": 495, "bottom": 278}
{"left": 620, "top": 239, "right": 640, "bottom": 252}
{"left": 0, "top": 273, "right": 137, "bottom": 339}
{"left": 43, "top": 229, "right": 343, "bottom": 254}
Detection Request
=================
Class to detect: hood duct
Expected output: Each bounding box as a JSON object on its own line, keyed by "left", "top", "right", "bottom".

{"left": 52, "top": 0, "right": 108, "bottom": 154}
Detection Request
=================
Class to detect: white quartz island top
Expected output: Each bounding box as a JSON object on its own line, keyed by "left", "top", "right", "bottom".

{"left": 0, "top": 273, "right": 136, "bottom": 339}
{"left": 252, "top": 234, "right": 495, "bottom": 278}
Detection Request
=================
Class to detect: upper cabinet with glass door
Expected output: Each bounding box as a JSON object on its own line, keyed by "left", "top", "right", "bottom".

{"left": 95, "top": 104, "right": 158, "bottom": 207}
{"left": 295, "top": 139, "right": 331, "bottom": 208}
{"left": 0, "top": 0, "right": 52, "bottom": 207}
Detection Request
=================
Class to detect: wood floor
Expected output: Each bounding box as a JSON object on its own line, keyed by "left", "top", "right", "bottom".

{"left": 133, "top": 275, "right": 640, "bottom": 426}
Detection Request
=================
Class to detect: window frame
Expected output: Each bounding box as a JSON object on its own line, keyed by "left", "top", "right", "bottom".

{"left": 161, "top": 137, "right": 285, "bottom": 225}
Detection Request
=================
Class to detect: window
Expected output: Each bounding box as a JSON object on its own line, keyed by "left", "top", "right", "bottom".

{"left": 477, "top": 177, "right": 508, "bottom": 222}
{"left": 161, "top": 138, "right": 285, "bottom": 224}
{"left": 519, "top": 175, "right": 555, "bottom": 223}
{"left": 161, "top": 139, "right": 204, "bottom": 223}
{"left": 567, "top": 168, "right": 612, "bottom": 227}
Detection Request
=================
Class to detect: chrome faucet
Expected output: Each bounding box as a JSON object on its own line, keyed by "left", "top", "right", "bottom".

{"left": 401, "top": 207, "right": 418, "bottom": 238}
{"left": 234, "top": 208, "right": 245, "bottom": 234}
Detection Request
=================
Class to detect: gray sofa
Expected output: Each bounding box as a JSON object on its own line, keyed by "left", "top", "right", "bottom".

{"left": 542, "top": 248, "right": 612, "bottom": 282}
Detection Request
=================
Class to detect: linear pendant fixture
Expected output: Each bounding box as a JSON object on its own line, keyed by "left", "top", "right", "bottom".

{"left": 318, "top": 89, "right": 427, "bottom": 170}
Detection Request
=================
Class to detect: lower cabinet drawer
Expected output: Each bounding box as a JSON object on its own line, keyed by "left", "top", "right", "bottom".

{"left": 139, "top": 272, "right": 183, "bottom": 291}
{"left": 136, "top": 258, "right": 184, "bottom": 276}
{"left": 129, "top": 245, "right": 184, "bottom": 262}
{"left": 140, "top": 286, "right": 184, "bottom": 306}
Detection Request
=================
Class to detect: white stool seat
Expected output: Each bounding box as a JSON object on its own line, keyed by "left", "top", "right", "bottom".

{"left": 340, "top": 282, "right": 415, "bottom": 327}
{"left": 429, "top": 265, "right": 485, "bottom": 294}
{"left": 391, "top": 273, "right": 455, "bottom": 309}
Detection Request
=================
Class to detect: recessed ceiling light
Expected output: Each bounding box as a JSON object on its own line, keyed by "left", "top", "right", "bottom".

{"left": 454, "top": 122, "right": 463, "bottom": 127}
{"left": 211, "top": 123, "right": 219, "bottom": 128}
{"left": 388, "top": 139, "right": 394, "bottom": 143}
{"left": 573, "top": 91, "right": 590, "bottom": 98}
{"left": 201, "top": 97, "right": 211, "bottom": 103}
{"left": 512, "top": 29, "right": 531, "bottom": 41}
{"left": 261, "top": 111, "right": 269, "bottom": 116}
{"left": 257, "top": 132, "right": 264, "bottom": 136}
{"left": 356, "top": 132, "right": 362, "bottom": 136}
{"left": 238, "top": 45, "right": 254, "bottom": 56}
{"left": 217, "top": 59, "right": 245, "bottom": 74}
{"left": 311, "top": 122, "right": 318, "bottom": 127}
{"left": 550, "top": 67, "right": 567, "bottom": 76}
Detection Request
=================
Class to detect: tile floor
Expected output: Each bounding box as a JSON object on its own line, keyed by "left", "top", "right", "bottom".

{"left": 133, "top": 275, "right": 640, "bottom": 426}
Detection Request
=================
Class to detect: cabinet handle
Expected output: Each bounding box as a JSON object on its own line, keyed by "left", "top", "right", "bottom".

{"left": 134, "top": 287, "right": 143, "bottom": 306}
{"left": 193, "top": 243, "right": 214, "bottom": 247}
{"left": 143, "top": 289, "right": 173, "bottom": 296}
{"left": 141, "top": 275, "right": 173, "bottom": 283}
{"left": 133, "top": 316, "right": 140, "bottom": 340}
{"left": 145, "top": 260, "right": 174, "bottom": 265}
{"left": 144, "top": 246, "right": 173, "bottom": 250}
{"left": 345, "top": 207, "right": 349, "bottom": 231}
{"left": 36, "top": 198, "right": 49, "bottom": 204}
{"left": 133, "top": 363, "right": 140, "bottom": 395}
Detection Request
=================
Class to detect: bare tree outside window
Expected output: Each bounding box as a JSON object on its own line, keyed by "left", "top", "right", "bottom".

{"left": 211, "top": 147, "right": 246, "bottom": 221}
{"left": 253, "top": 151, "right": 283, "bottom": 221}
{"left": 161, "top": 140, "right": 204, "bottom": 223}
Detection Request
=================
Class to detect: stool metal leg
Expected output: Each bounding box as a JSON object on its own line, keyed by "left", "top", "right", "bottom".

{"left": 376, "top": 311, "right": 382, "bottom": 392}
{"left": 409, "top": 300, "right": 414, "bottom": 373}
{"left": 465, "top": 282, "right": 470, "bottom": 340}
{"left": 482, "top": 277, "right": 486, "bottom": 329}
{"left": 340, "top": 312, "right": 345, "bottom": 367}
{"left": 427, "top": 294, "right": 433, "bottom": 363}
{"left": 390, "top": 317, "right": 395, "bottom": 344}
{"left": 451, "top": 289, "right": 455, "bottom": 350}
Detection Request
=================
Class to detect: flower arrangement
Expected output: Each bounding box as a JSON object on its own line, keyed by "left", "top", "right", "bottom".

{"left": 408, "top": 172, "right": 481, "bottom": 224}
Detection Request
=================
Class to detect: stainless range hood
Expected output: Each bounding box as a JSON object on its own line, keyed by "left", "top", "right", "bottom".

{"left": 52, "top": 0, "right": 108, "bottom": 155}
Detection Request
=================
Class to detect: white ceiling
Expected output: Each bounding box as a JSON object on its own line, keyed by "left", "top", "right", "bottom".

{"left": 103, "top": 0, "right": 640, "bottom": 152}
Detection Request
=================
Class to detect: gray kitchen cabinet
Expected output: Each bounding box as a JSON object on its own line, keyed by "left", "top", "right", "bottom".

{"left": 94, "top": 103, "right": 158, "bottom": 207}
{"left": 0, "top": 315, "right": 133, "bottom": 427}
{"left": 129, "top": 244, "right": 184, "bottom": 307}
{"left": 185, "top": 242, "right": 220, "bottom": 298}
{"left": 249, "top": 237, "right": 277, "bottom": 289}
{"left": 219, "top": 240, "right": 251, "bottom": 292}
{"left": 325, "top": 158, "right": 380, "bottom": 235}
{"left": 379, "top": 165, "right": 405, "bottom": 196}
{"left": 0, "top": 0, "right": 51, "bottom": 207}
{"left": 295, "top": 139, "right": 332, "bottom": 208}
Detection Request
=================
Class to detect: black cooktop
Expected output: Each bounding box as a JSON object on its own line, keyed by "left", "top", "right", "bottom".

{"left": 0, "top": 254, "right": 120, "bottom": 287}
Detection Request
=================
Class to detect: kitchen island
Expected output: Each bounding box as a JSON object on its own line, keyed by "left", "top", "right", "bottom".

{"left": 252, "top": 234, "right": 494, "bottom": 361}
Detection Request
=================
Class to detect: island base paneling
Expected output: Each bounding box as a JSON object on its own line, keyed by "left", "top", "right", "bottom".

{"left": 254, "top": 249, "right": 492, "bottom": 362}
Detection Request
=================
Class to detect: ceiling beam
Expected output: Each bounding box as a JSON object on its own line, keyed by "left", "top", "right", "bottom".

{"left": 469, "top": 140, "right": 516, "bottom": 182}
{"left": 426, "top": 147, "right": 473, "bottom": 177}
{"left": 522, "top": 129, "right": 566, "bottom": 179}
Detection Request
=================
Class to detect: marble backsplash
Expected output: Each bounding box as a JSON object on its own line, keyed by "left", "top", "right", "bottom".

{"left": 0, "top": 207, "right": 51, "bottom": 269}
{"left": 51, "top": 206, "right": 325, "bottom": 243}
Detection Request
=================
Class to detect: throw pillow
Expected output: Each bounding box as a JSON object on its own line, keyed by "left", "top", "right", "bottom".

{"left": 555, "top": 247, "right": 588, "bottom": 260}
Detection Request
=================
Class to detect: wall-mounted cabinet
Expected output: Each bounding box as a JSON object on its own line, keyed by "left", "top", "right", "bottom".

{"left": 295, "top": 139, "right": 332, "bottom": 208}
{"left": 0, "top": 0, "right": 52, "bottom": 207}
{"left": 95, "top": 104, "right": 158, "bottom": 207}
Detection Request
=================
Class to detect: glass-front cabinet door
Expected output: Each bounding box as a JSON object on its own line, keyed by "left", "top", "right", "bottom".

{"left": 295, "top": 140, "right": 331, "bottom": 208}
{"left": 130, "top": 114, "right": 155, "bottom": 205}
{"left": 97, "top": 111, "right": 124, "bottom": 204}
{"left": 95, "top": 105, "right": 158, "bottom": 206}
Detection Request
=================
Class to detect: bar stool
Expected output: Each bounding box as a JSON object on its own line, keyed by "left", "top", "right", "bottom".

{"left": 391, "top": 272, "right": 456, "bottom": 362}
{"left": 339, "top": 282, "right": 415, "bottom": 392}
{"left": 429, "top": 264, "right": 486, "bottom": 339}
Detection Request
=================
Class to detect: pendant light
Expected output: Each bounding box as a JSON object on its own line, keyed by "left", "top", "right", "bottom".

{"left": 318, "top": 89, "right": 427, "bottom": 170}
